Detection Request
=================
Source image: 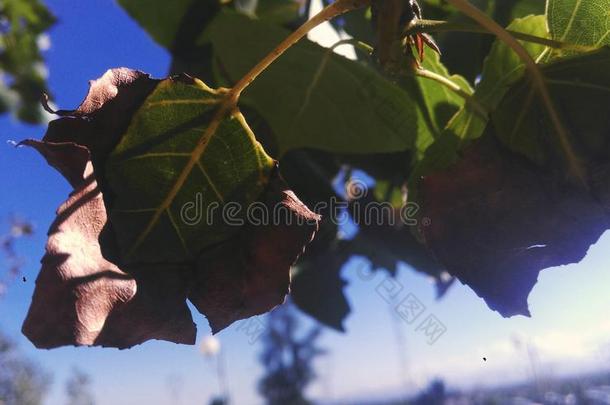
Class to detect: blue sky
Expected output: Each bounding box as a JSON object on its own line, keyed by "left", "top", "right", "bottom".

{"left": 1, "top": 1, "right": 610, "bottom": 404}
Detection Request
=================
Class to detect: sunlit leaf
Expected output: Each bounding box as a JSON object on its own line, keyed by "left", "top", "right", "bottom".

{"left": 202, "top": 11, "right": 464, "bottom": 156}
{"left": 493, "top": 48, "right": 610, "bottom": 166}
{"left": 434, "top": 0, "right": 545, "bottom": 82}
{"left": 22, "top": 69, "right": 320, "bottom": 347}
{"left": 105, "top": 77, "right": 274, "bottom": 264}
{"left": 547, "top": 0, "right": 610, "bottom": 49}
{"left": 410, "top": 15, "right": 548, "bottom": 182}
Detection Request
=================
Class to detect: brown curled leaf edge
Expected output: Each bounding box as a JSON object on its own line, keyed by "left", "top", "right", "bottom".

{"left": 20, "top": 68, "right": 320, "bottom": 349}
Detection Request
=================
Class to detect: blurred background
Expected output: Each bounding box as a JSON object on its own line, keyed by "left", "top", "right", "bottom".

{"left": 2, "top": 0, "right": 610, "bottom": 404}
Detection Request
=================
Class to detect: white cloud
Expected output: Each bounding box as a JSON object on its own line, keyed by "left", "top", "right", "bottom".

{"left": 408, "top": 320, "right": 610, "bottom": 390}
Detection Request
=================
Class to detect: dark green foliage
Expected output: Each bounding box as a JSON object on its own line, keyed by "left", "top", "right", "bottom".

{"left": 17, "top": 0, "right": 610, "bottom": 346}
{"left": 113, "top": 0, "right": 610, "bottom": 326}
{"left": 431, "top": 0, "right": 546, "bottom": 82}
{"left": 0, "top": 0, "right": 54, "bottom": 123}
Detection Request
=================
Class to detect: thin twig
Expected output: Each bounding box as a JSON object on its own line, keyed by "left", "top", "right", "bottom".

{"left": 405, "top": 20, "right": 597, "bottom": 53}
{"left": 414, "top": 68, "right": 487, "bottom": 118}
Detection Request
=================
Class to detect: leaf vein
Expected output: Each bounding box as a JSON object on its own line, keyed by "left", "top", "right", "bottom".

{"left": 547, "top": 79, "right": 610, "bottom": 93}
{"left": 196, "top": 160, "right": 225, "bottom": 203}
{"left": 166, "top": 208, "right": 190, "bottom": 255}
{"left": 146, "top": 99, "right": 220, "bottom": 108}
{"left": 560, "top": 0, "right": 584, "bottom": 41}
{"left": 118, "top": 152, "right": 192, "bottom": 162}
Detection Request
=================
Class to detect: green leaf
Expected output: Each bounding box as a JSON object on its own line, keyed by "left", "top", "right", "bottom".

{"left": 493, "top": 48, "right": 610, "bottom": 166}
{"left": 106, "top": 77, "right": 275, "bottom": 264}
{"left": 410, "top": 15, "right": 549, "bottom": 180}
{"left": 117, "top": 0, "right": 219, "bottom": 50}
{"left": 546, "top": 0, "right": 610, "bottom": 48}
{"left": 496, "top": 0, "right": 545, "bottom": 24}
{"left": 434, "top": 0, "right": 494, "bottom": 83}
{"left": 476, "top": 15, "right": 548, "bottom": 106}
{"left": 255, "top": 0, "right": 301, "bottom": 25}
{"left": 433, "top": 0, "right": 545, "bottom": 82}
{"left": 444, "top": 14, "right": 547, "bottom": 143}
{"left": 459, "top": 13, "right": 547, "bottom": 143}
{"left": 407, "top": 49, "right": 473, "bottom": 159}
{"left": 202, "top": 11, "right": 465, "bottom": 156}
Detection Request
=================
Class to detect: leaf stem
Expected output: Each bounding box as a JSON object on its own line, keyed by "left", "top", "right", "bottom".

{"left": 225, "top": 0, "right": 371, "bottom": 108}
{"left": 413, "top": 68, "right": 487, "bottom": 118}
{"left": 444, "top": 0, "right": 585, "bottom": 183}
{"left": 405, "top": 20, "right": 596, "bottom": 52}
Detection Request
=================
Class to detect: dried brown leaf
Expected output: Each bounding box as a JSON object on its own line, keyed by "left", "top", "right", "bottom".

{"left": 421, "top": 137, "right": 610, "bottom": 317}
{"left": 22, "top": 69, "right": 320, "bottom": 348}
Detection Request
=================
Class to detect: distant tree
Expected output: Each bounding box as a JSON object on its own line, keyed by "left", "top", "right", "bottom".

{"left": 411, "top": 379, "right": 446, "bottom": 405}
{"left": 258, "top": 302, "right": 324, "bottom": 405}
{"left": 0, "top": 218, "right": 33, "bottom": 297}
{"left": 65, "top": 368, "right": 95, "bottom": 405}
{"left": 208, "top": 397, "right": 227, "bottom": 405}
{"left": 0, "top": 331, "right": 50, "bottom": 405}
